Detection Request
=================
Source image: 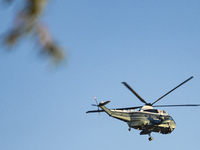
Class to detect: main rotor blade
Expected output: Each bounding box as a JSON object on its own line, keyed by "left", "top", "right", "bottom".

{"left": 122, "top": 82, "right": 148, "bottom": 104}
{"left": 153, "top": 104, "right": 200, "bottom": 107}
{"left": 86, "top": 103, "right": 200, "bottom": 113}
{"left": 151, "top": 76, "right": 194, "bottom": 105}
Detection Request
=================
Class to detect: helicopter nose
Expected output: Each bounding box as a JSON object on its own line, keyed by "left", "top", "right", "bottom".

{"left": 171, "top": 121, "right": 176, "bottom": 130}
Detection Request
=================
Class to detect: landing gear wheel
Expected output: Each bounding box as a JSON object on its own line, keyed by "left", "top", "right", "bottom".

{"left": 128, "top": 128, "right": 131, "bottom": 131}
{"left": 148, "top": 136, "right": 153, "bottom": 141}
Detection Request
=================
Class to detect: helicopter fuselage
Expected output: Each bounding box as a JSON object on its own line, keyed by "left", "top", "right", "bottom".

{"left": 100, "top": 104, "right": 176, "bottom": 136}
{"left": 86, "top": 76, "right": 199, "bottom": 141}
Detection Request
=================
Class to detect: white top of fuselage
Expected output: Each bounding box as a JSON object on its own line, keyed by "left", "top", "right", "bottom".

{"left": 140, "top": 105, "right": 153, "bottom": 110}
{"left": 110, "top": 105, "right": 168, "bottom": 115}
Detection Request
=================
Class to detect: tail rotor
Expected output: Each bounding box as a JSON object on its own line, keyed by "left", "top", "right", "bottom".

{"left": 91, "top": 96, "right": 100, "bottom": 115}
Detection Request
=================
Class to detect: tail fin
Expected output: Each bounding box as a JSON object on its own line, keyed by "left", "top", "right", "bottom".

{"left": 99, "top": 101, "right": 112, "bottom": 116}
{"left": 86, "top": 100, "right": 111, "bottom": 114}
{"left": 99, "top": 101, "right": 111, "bottom": 106}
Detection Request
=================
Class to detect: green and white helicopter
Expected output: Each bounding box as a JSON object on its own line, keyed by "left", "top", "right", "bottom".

{"left": 86, "top": 76, "right": 200, "bottom": 141}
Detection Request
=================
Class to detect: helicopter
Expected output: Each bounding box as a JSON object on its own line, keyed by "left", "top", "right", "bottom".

{"left": 86, "top": 76, "right": 200, "bottom": 141}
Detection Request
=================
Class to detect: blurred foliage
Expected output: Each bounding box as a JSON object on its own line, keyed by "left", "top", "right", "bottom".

{"left": 2, "top": 0, "right": 65, "bottom": 65}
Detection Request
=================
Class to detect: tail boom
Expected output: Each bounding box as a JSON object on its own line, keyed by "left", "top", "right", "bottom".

{"left": 99, "top": 101, "right": 131, "bottom": 122}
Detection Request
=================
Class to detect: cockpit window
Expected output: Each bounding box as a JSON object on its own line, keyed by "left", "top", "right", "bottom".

{"left": 164, "top": 116, "right": 173, "bottom": 120}
{"left": 163, "top": 110, "right": 167, "bottom": 114}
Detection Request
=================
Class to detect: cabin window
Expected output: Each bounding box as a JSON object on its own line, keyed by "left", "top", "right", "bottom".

{"left": 143, "top": 109, "right": 159, "bottom": 113}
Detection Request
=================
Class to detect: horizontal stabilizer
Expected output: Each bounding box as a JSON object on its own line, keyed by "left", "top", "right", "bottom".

{"left": 86, "top": 109, "right": 105, "bottom": 113}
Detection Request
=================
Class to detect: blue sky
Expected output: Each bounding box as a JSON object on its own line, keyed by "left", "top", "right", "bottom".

{"left": 1, "top": 0, "right": 200, "bottom": 150}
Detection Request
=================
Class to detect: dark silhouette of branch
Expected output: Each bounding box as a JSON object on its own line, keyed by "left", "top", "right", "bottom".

{"left": 2, "top": 0, "right": 65, "bottom": 65}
